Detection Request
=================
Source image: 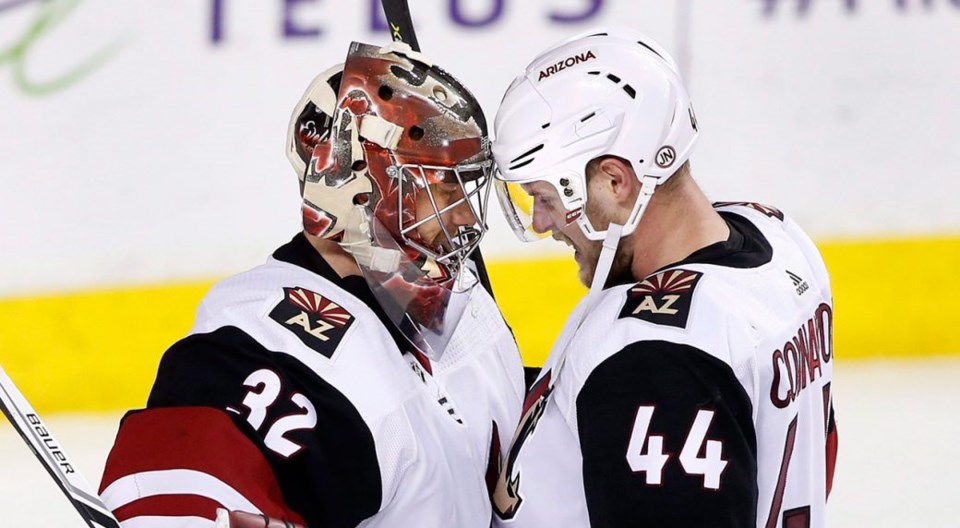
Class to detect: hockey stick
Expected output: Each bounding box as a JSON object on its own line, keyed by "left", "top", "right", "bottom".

{"left": 0, "top": 364, "right": 121, "bottom": 528}
{"left": 380, "top": 0, "right": 421, "bottom": 51}
{"left": 379, "top": 0, "right": 498, "bottom": 297}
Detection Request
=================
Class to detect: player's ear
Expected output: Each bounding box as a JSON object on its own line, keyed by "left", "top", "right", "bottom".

{"left": 595, "top": 157, "right": 639, "bottom": 207}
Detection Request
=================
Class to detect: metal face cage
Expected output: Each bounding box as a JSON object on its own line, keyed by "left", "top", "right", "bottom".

{"left": 392, "top": 157, "right": 494, "bottom": 277}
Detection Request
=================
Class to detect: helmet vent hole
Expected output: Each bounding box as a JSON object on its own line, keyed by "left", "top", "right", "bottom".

{"left": 587, "top": 71, "right": 601, "bottom": 76}
{"left": 606, "top": 73, "right": 622, "bottom": 83}
{"left": 623, "top": 84, "right": 637, "bottom": 99}
{"left": 509, "top": 143, "right": 545, "bottom": 164}
{"left": 409, "top": 126, "right": 425, "bottom": 141}
{"left": 580, "top": 112, "right": 596, "bottom": 123}
{"left": 354, "top": 194, "right": 370, "bottom": 205}
{"left": 509, "top": 143, "right": 543, "bottom": 170}
{"left": 510, "top": 159, "right": 536, "bottom": 170}
{"left": 541, "top": 123, "right": 550, "bottom": 129}
{"left": 352, "top": 160, "right": 368, "bottom": 172}
{"left": 378, "top": 85, "right": 394, "bottom": 101}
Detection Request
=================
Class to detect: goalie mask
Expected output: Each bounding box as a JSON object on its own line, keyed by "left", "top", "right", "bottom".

{"left": 286, "top": 41, "right": 493, "bottom": 358}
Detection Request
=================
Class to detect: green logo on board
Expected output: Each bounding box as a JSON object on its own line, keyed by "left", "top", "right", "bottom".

{"left": 0, "top": 0, "right": 127, "bottom": 96}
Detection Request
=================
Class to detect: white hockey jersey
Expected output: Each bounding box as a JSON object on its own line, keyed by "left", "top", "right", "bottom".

{"left": 100, "top": 233, "right": 525, "bottom": 528}
{"left": 492, "top": 203, "right": 838, "bottom": 528}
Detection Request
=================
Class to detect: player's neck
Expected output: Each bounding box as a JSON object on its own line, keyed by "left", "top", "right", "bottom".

{"left": 304, "top": 232, "right": 362, "bottom": 278}
{"left": 627, "top": 179, "right": 729, "bottom": 280}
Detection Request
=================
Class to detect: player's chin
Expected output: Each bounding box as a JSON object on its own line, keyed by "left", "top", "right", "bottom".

{"left": 433, "top": 233, "right": 454, "bottom": 252}
{"left": 427, "top": 235, "right": 454, "bottom": 257}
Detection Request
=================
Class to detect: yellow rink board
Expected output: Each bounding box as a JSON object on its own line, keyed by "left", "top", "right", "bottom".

{"left": 1, "top": 236, "right": 959, "bottom": 414}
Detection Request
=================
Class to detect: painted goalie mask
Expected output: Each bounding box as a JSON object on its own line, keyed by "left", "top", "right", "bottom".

{"left": 286, "top": 41, "right": 493, "bottom": 358}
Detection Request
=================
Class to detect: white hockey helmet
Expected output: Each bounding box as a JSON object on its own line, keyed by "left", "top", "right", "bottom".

{"left": 493, "top": 28, "right": 699, "bottom": 242}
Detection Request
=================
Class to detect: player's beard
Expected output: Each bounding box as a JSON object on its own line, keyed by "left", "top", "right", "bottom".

{"left": 605, "top": 243, "right": 636, "bottom": 287}
{"left": 425, "top": 229, "right": 450, "bottom": 254}
{"left": 577, "top": 238, "right": 635, "bottom": 288}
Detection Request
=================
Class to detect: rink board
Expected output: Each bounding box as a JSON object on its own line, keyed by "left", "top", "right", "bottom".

{"left": 0, "top": 235, "right": 958, "bottom": 413}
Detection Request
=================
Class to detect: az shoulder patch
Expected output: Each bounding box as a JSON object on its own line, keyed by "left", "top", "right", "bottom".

{"left": 269, "top": 287, "right": 355, "bottom": 358}
{"left": 714, "top": 201, "right": 784, "bottom": 221}
{"left": 619, "top": 269, "right": 703, "bottom": 329}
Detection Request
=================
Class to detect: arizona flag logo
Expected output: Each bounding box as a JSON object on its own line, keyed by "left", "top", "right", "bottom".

{"left": 619, "top": 269, "right": 703, "bottom": 328}
{"left": 269, "top": 287, "right": 354, "bottom": 358}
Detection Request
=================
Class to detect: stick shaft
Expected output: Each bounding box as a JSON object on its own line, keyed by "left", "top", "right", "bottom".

{"left": 0, "top": 365, "right": 121, "bottom": 528}
{"left": 380, "top": 0, "right": 421, "bottom": 51}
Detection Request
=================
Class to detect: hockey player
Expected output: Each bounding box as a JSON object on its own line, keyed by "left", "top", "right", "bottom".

{"left": 99, "top": 41, "right": 524, "bottom": 528}
{"left": 490, "top": 29, "right": 838, "bottom": 527}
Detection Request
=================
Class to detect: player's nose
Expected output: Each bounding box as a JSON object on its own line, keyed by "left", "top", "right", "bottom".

{"left": 532, "top": 204, "right": 556, "bottom": 234}
{"left": 446, "top": 197, "right": 478, "bottom": 228}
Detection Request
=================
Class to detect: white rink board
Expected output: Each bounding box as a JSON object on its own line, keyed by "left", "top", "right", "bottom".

{"left": 2, "top": 1, "right": 959, "bottom": 296}
{"left": 1, "top": 358, "right": 959, "bottom": 526}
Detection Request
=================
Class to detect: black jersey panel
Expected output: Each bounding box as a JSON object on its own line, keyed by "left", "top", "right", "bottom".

{"left": 148, "top": 325, "right": 382, "bottom": 528}
{"left": 656, "top": 211, "right": 774, "bottom": 274}
{"left": 576, "top": 340, "right": 758, "bottom": 528}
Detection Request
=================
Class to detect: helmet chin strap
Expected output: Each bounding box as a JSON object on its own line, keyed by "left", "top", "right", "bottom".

{"left": 589, "top": 222, "right": 624, "bottom": 294}
{"left": 541, "top": 183, "right": 651, "bottom": 391}
{"left": 539, "top": 222, "right": 622, "bottom": 391}
{"left": 583, "top": 174, "right": 657, "bottom": 292}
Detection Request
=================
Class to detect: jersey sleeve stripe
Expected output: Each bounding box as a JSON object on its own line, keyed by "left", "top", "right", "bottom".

{"left": 119, "top": 515, "right": 215, "bottom": 528}
{"left": 114, "top": 494, "right": 222, "bottom": 523}
{"left": 101, "top": 469, "right": 262, "bottom": 516}
{"left": 100, "top": 406, "right": 301, "bottom": 522}
{"left": 826, "top": 424, "right": 838, "bottom": 499}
